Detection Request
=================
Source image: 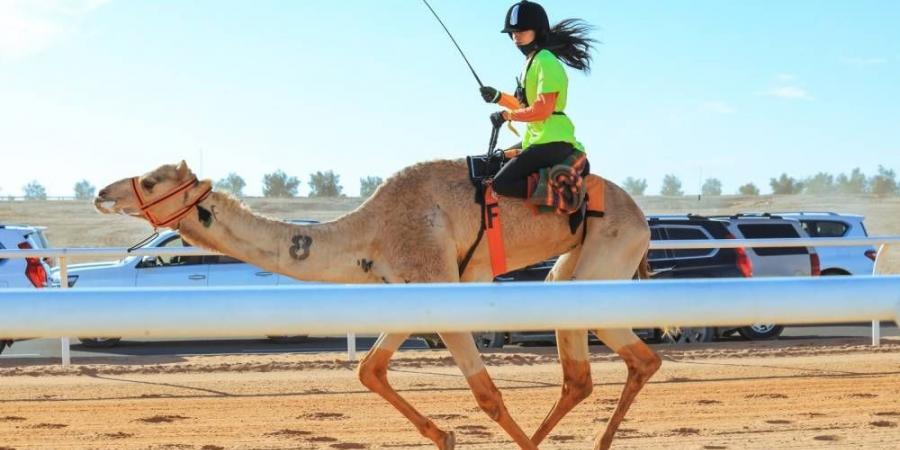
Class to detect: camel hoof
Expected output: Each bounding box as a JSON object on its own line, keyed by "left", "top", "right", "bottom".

{"left": 441, "top": 431, "right": 456, "bottom": 450}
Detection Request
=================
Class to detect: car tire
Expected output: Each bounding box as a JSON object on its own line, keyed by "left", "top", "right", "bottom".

{"left": 473, "top": 332, "right": 505, "bottom": 349}
{"left": 266, "top": 335, "right": 309, "bottom": 344}
{"left": 737, "top": 324, "right": 784, "bottom": 340}
{"left": 78, "top": 337, "right": 122, "bottom": 348}
{"left": 661, "top": 327, "right": 714, "bottom": 344}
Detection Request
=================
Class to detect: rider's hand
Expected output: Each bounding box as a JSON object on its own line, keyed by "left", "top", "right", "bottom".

{"left": 480, "top": 86, "right": 501, "bottom": 103}
{"left": 490, "top": 111, "right": 508, "bottom": 128}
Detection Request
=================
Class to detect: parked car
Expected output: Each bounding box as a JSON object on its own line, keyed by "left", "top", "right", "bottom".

{"left": 0, "top": 225, "right": 52, "bottom": 289}
{"left": 425, "top": 215, "right": 761, "bottom": 349}
{"left": 762, "top": 212, "right": 876, "bottom": 275}
{"left": 0, "top": 224, "right": 53, "bottom": 354}
{"left": 59, "top": 222, "right": 316, "bottom": 347}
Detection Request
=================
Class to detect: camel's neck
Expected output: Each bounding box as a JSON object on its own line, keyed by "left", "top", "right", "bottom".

{"left": 177, "top": 192, "right": 379, "bottom": 283}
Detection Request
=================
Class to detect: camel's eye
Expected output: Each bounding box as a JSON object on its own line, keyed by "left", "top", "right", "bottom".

{"left": 141, "top": 178, "right": 157, "bottom": 191}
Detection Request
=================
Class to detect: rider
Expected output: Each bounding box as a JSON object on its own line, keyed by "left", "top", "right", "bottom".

{"left": 481, "top": 0, "right": 595, "bottom": 199}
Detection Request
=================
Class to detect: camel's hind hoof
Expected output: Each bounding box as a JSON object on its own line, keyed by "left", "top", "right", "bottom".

{"left": 440, "top": 431, "right": 456, "bottom": 450}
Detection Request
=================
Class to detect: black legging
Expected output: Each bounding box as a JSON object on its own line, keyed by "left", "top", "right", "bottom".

{"left": 492, "top": 141, "right": 588, "bottom": 198}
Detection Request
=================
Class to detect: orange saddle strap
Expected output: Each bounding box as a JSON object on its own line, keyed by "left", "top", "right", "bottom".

{"left": 483, "top": 185, "right": 508, "bottom": 277}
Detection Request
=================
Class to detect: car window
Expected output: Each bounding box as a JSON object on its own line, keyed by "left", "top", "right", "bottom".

{"left": 212, "top": 255, "right": 246, "bottom": 264}
{"left": 665, "top": 226, "right": 714, "bottom": 258}
{"left": 157, "top": 236, "right": 204, "bottom": 266}
{"left": 737, "top": 223, "right": 807, "bottom": 256}
{"left": 801, "top": 220, "right": 848, "bottom": 238}
{"left": 648, "top": 227, "right": 667, "bottom": 261}
{"left": 0, "top": 241, "right": 5, "bottom": 264}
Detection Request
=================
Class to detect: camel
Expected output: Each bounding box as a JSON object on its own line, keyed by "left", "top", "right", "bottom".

{"left": 94, "top": 159, "right": 660, "bottom": 450}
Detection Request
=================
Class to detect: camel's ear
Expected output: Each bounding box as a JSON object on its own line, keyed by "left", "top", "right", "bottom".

{"left": 176, "top": 160, "right": 189, "bottom": 178}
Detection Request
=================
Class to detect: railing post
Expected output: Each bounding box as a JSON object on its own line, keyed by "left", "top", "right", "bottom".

{"left": 871, "top": 244, "right": 887, "bottom": 347}
{"left": 59, "top": 256, "right": 71, "bottom": 367}
{"left": 347, "top": 332, "right": 357, "bottom": 362}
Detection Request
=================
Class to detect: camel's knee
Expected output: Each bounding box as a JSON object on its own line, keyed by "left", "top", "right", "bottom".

{"left": 629, "top": 350, "right": 661, "bottom": 382}
{"left": 357, "top": 355, "right": 389, "bottom": 391}
{"left": 563, "top": 374, "right": 593, "bottom": 403}
{"left": 473, "top": 387, "right": 506, "bottom": 421}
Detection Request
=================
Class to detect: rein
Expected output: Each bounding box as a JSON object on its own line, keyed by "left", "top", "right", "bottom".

{"left": 131, "top": 176, "right": 212, "bottom": 229}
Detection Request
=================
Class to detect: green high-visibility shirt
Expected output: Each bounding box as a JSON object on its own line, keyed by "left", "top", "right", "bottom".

{"left": 521, "top": 49, "right": 584, "bottom": 152}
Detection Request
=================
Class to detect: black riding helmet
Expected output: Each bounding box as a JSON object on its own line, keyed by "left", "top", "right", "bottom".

{"left": 501, "top": 1, "right": 550, "bottom": 35}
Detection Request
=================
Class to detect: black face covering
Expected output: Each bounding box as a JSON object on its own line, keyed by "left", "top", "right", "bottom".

{"left": 516, "top": 40, "right": 541, "bottom": 56}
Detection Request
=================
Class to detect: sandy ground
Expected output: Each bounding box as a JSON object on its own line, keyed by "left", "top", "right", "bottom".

{"left": 1, "top": 338, "right": 899, "bottom": 449}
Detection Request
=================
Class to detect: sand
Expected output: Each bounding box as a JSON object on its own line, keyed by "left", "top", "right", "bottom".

{"left": 2, "top": 338, "right": 899, "bottom": 449}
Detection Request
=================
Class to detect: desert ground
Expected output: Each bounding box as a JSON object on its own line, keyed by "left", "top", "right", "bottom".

{"left": 1, "top": 339, "right": 899, "bottom": 449}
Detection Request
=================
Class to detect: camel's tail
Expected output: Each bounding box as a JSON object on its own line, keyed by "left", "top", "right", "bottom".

{"left": 633, "top": 251, "right": 650, "bottom": 280}
{"left": 634, "top": 251, "right": 677, "bottom": 337}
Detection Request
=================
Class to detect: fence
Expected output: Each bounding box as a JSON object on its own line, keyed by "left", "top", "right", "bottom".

{"left": 1, "top": 237, "right": 898, "bottom": 366}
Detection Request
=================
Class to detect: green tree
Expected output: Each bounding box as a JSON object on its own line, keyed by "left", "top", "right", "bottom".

{"left": 660, "top": 174, "right": 683, "bottom": 196}
{"left": 73, "top": 180, "right": 96, "bottom": 200}
{"left": 869, "top": 165, "right": 898, "bottom": 196}
{"left": 23, "top": 181, "right": 47, "bottom": 200}
{"left": 215, "top": 173, "right": 247, "bottom": 197}
{"left": 360, "top": 176, "right": 383, "bottom": 198}
{"left": 803, "top": 172, "right": 835, "bottom": 195}
{"left": 769, "top": 173, "right": 803, "bottom": 194}
{"left": 308, "top": 170, "right": 345, "bottom": 197}
{"left": 621, "top": 177, "right": 648, "bottom": 196}
{"left": 262, "top": 170, "right": 300, "bottom": 198}
{"left": 701, "top": 178, "right": 722, "bottom": 196}
{"left": 835, "top": 168, "right": 867, "bottom": 194}
{"left": 738, "top": 183, "right": 760, "bottom": 196}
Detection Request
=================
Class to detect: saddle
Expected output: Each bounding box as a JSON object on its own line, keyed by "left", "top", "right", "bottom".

{"left": 460, "top": 149, "right": 606, "bottom": 278}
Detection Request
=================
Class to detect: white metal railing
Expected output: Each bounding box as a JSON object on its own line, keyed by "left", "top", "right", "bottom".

{"left": 1, "top": 237, "right": 898, "bottom": 366}
{"left": 1, "top": 276, "right": 898, "bottom": 336}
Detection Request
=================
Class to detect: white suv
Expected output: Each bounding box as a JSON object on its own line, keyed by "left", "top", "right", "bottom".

{"left": 0, "top": 225, "right": 51, "bottom": 289}
{"left": 769, "top": 212, "right": 876, "bottom": 276}
{"left": 1, "top": 224, "right": 52, "bottom": 354}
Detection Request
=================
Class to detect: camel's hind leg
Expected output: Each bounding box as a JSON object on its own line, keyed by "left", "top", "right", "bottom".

{"left": 358, "top": 333, "right": 455, "bottom": 449}
{"left": 592, "top": 329, "right": 661, "bottom": 450}
{"left": 568, "top": 222, "right": 661, "bottom": 450}
{"left": 531, "top": 250, "right": 594, "bottom": 446}
{"left": 440, "top": 332, "right": 538, "bottom": 449}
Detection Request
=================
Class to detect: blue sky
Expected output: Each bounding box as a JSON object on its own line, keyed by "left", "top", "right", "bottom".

{"left": 1, "top": 0, "right": 898, "bottom": 196}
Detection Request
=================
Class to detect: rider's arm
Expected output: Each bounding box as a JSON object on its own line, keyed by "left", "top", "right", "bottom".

{"left": 498, "top": 93, "right": 522, "bottom": 110}
{"left": 504, "top": 92, "right": 558, "bottom": 122}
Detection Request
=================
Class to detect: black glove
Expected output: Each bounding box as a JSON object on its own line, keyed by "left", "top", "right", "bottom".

{"left": 480, "top": 86, "right": 501, "bottom": 103}
{"left": 490, "top": 111, "right": 507, "bottom": 128}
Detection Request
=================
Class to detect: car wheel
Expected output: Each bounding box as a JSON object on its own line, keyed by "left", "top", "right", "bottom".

{"left": 661, "top": 327, "right": 714, "bottom": 344}
{"left": 266, "top": 335, "right": 309, "bottom": 344}
{"left": 473, "top": 332, "right": 505, "bottom": 349}
{"left": 78, "top": 337, "right": 122, "bottom": 348}
{"left": 737, "top": 324, "right": 784, "bottom": 340}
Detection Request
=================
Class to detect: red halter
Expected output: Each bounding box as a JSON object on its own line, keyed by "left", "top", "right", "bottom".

{"left": 131, "top": 176, "right": 212, "bottom": 229}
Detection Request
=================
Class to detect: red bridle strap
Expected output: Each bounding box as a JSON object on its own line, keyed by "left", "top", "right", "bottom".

{"left": 131, "top": 176, "right": 212, "bottom": 229}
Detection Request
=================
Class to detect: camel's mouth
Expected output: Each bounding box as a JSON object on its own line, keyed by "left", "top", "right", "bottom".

{"left": 93, "top": 196, "right": 139, "bottom": 216}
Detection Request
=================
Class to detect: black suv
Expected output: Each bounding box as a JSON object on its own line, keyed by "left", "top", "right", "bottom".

{"left": 422, "top": 216, "right": 756, "bottom": 349}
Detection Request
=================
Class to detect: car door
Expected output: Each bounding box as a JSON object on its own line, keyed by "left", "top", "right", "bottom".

{"left": 135, "top": 235, "right": 209, "bottom": 287}
{"left": 206, "top": 254, "right": 278, "bottom": 286}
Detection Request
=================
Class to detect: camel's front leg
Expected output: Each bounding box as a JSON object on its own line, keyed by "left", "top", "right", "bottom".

{"left": 440, "top": 332, "right": 537, "bottom": 450}
{"left": 592, "top": 328, "right": 661, "bottom": 450}
{"left": 531, "top": 329, "right": 593, "bottom": 445}
{"left": 358, "top": 333, "right": 455, "bottom": 449}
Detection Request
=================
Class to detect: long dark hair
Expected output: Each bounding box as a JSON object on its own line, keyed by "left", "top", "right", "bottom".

{"left": 540, "top": 19, "right": 596, "bottom": 73}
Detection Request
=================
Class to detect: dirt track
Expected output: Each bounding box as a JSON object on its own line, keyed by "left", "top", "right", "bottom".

{"left": 1, "top": 338, "right": 899, "bottom": 449}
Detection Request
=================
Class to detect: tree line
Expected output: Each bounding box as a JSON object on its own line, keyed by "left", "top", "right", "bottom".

{"left": 7, "top": 165, "right": 897, "bottom": 200}
{"left": 622, "top": 166, "right": 898, "bottom": 197}
{"left": 4, "top": 171, "right": 385, "bottom": 200}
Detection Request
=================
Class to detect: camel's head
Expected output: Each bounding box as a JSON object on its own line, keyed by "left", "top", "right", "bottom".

{"left": 94, "top": 160, "right": 213, "bottom": 229}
